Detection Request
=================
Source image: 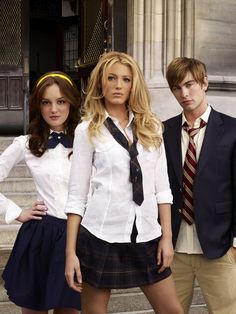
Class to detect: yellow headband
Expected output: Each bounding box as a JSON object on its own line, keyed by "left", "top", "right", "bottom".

{"left": 36, "top": 74, "right": 73, "bottom": 87}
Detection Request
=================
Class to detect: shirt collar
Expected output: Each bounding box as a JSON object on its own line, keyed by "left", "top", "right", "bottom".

{"left": 182, "top": 105, "right": 211, "bottom": 128}
{"left": 49, "top": 129, "right": 65, "bottom": 134}
{"left": 105, "top": 110, "right": 134, "bottom": 128}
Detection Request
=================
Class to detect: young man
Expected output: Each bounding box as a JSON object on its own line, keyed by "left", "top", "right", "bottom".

{"left": 163, "top": 57, "right": 236, "bottom": 314}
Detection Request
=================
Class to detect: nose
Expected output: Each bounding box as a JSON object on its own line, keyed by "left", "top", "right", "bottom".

{"left": 115, "top": 78, "right": 122, "bottom": 89}
{"left": 51, "top": 102, "right": 58, "bottom": 113}
{"left": 180, "top": 86, "right": 188, "bottom": 98}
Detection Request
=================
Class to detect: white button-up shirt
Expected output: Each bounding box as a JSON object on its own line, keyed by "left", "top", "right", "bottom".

{"left": 0, "top": 135, "right": 72, "bottom": 223}
{"left": 175, "top": 106, "right": 211, "bottom": 253}
{"left": 65, "top": 113, "right": 173, "bottom": 243}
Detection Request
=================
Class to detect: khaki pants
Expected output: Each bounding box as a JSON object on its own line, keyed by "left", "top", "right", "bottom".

{"left": 172, "top": 250, "right": 236, "bottom": 314}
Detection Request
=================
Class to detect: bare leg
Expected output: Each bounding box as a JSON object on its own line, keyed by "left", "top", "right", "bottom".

{"left": 81, "top": 282, "right": 111, "bottom": 314}
{"left": 54, "top": 308, "right": 80, "bottom": 314}
{"left": 140, "top": 275, "right": 184, "bottom": 314}
{"left": 22, "top": 308, "right": 47, "bottom": 314}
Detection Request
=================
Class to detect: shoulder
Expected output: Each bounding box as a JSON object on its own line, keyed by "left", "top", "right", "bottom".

{"left": 162, "top": 114, "right": 182, "bottom": 135}
{"left": 210, "top": 108, "right": 236, "bottom": 126}
{"left": 163, "top": 114, "right": 182, "bottom": 126}
{"left": 75, "top": 121, "right": 90, "bottom": 134}
{"left": 12, "top": 135, "right": 29, "bottom": 148}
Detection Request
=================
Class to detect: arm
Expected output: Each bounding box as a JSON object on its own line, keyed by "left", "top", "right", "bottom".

{"left": 155, "top": 141, "right": 174, "bottom": 271}
{"left": 0, "top": 137, "right": 32, "bottom": 223}
{"left": 157, "top": 203, "right": 174, "bottom": 272}
{"left": 232, "top": 142, "right": 236, "bottom": 261}
{"left": 0, "top": 136, "right": 48, "bottom": 223}
{"left": 65, "top": 213, "right": 82, "bottom": 292}
{"left": 65, "top": 123, "right": 94, "bottom": 291}
{"left": 65, "top": 123, "right": 94, "bottom": 217}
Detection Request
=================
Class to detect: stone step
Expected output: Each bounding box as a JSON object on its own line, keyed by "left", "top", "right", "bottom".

{"left": 0, "top": 137, "right": 15, "bottom": 152}
{"left": 0, "top": 283, "right": 208, "bottom": 314}
{"left": 8, "top": 164, "right": 31, "bottom": 178}
{"left": 0, "top": 178, "right": 36, "bottom": 193}
{"left": 0, "top": 225, "right": 20, "bottom": 249}
{"left": 3, "top": 192, "right": 37, "bottom": 208}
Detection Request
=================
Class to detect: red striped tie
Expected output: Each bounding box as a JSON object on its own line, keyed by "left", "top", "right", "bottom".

{"left": 182, "top": 119, "right": 207, "bottom": 224}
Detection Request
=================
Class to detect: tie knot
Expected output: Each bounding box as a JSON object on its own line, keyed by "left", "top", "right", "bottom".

{"left": 48, "top": 132, "right": 73, "bottom": 148}
{"left": 183, "top": 119, "right": 207, "bottom": 138}
{"left": 51, "top": 132, "right": 64, "bottom": 140}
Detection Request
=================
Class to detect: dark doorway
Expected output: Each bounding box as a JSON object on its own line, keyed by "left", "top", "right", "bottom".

{"left": 29, "top": 0, "right": 80, "bottom": 91}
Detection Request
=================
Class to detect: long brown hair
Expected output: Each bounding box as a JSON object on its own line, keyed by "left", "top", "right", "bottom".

{"left": 27, "top": 71, "right": 80, "bottom": 157}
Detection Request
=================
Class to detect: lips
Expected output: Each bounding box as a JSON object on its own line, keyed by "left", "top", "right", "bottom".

{"left": 113, "top": 93, "right": 123, "bottom": 97}
{"left": 182, "top": 100, "right": 193, "bottom": 105}
{"left": 50, "top": 116, "right": 60, "bottom": 120}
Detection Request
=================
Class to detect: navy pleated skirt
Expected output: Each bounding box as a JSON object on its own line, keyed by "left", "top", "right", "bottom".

{"left": 76, "top": 225, "right": 171, "bottom": 289}
{"left": 2, "top": 215, "right": 81, "bottom": 311}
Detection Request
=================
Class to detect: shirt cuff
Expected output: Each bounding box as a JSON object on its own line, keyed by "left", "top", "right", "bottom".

{"left": 233, "top": 238, "right": 236, "bottom": 248}
{"left": 156, "top": 189, "right": 173, "bottom": 204}
{"left": 5, "top": 200, "right": 22, "bottom": 224}
{"left": 65, "top": 197, "right": 86, "bottom": 217}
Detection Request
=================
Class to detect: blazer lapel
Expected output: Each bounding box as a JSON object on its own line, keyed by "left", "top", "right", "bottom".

{"left": 197, "top": 109, "right": 224, "bottom": 174}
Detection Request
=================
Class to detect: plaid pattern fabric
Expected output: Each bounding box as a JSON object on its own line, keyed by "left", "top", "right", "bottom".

{"left": 182, "top": 119, "right": 207, "bottom": 224}
{"left": 76, "top": 225, "right": 171, "bottom": 289}
{"left": 105, "top": 117, "right": 144, "bottom": 206}
{"left": 47, "top": 132, "right": 73, "bottom": 148}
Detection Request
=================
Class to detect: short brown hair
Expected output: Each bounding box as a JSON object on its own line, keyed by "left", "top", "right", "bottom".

{"left": 166, "top": 57, "right": 207, "bottom": 91}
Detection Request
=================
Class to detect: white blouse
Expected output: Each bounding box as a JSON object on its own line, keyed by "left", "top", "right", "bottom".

{"left": 65, "top": 114, "right": 173, "bottom": 243}
{"left": 0, "top": 135, "right": 72, "bottom": 224}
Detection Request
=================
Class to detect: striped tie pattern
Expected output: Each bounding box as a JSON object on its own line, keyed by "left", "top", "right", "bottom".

{"left": 182, "top": 119, "right": 207, "bottom": 224}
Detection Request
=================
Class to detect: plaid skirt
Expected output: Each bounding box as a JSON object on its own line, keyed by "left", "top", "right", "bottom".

{"left": 76, "top": 225, "right": 171, "bottom": 289}
{"left": 2, "top": 215, "right": 81, "bottom": 311}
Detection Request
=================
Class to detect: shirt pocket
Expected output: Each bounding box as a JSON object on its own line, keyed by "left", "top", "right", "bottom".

{"left": 94, "top": 140, "right": 117, "bottom": 152}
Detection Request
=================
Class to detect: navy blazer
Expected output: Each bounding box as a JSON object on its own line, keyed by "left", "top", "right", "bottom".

{"left": 163, "top": 108, "right": 236, "bottom": 259}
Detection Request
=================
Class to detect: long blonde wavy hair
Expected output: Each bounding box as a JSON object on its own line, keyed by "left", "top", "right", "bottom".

{"left": 82, "top": 51, "right": 163, "bottom": 149}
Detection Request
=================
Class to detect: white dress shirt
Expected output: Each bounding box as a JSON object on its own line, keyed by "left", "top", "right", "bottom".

{"left": 0, "top": 135, "right": 72, "bottom": 224}
{"left": 175, "top": 106, "right": 210, "bottom": 253}
{"left": 65, "top": 113, "right": 173, "bottom": 243}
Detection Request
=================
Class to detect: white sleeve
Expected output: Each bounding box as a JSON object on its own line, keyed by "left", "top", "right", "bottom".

{"left": 155, "top": 141, "right": 173, "bottom": 204}
{"left": 0, "top": 136, "right": 26, "bottom": 223}
{"left": 65, "top": 123, "right": 94, "bottom": 217}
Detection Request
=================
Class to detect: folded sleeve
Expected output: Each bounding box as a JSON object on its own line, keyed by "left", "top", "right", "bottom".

{"left": 155, "top": 141, "right": 173, "bottom": 204}
{"left": 65, "top": 123, "right": 94, "bottom": 217}
{"left": 0, "top": 136, "right": 26, "bottom": 223}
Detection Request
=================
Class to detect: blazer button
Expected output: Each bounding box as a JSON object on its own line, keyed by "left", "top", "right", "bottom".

{"left": 178, "top": 209, "right": 182, "bottom": 213}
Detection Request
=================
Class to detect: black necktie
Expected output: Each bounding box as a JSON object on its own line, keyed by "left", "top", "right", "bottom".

{"left": 47, "top": 132, "right": 73, "bottom": 149}
{"left": 105, "top": 117, "right": 144, "bottom": 206}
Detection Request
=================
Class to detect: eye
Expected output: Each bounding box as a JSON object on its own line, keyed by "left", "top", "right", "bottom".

{"left": 41, "top": 99, "right": 50, "bottom": 106}
{"left": 57, "top": 99, "right": 66, "bottom": 105}
{"left": 172, "top": 86, "right": 179, "bottom": 92}
{"left": 124, "top": 77, "right": 131, "bottom": 83}
{"left": 108, "top": 75, "right": 115, "bottom": 81}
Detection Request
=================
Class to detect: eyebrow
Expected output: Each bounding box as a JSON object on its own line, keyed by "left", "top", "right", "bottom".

{"left": 107, "top": 72, "right": 132, "bottom": 78}
{"left": 173, "top": 80, "right": 195, "bottom": 88}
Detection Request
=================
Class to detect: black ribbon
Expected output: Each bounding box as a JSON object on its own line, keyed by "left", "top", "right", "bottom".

{"left": 47, "top": 132, "right": 73, "bottom": 149}
{"left": 105, "top": 117, "right": 144, "bottom": 206}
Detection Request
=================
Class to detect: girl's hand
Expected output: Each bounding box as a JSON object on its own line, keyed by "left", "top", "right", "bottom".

{"left": 17, "top": 201, "right": 48, "bottom": 223}
{"left": 65, "top": 253, "right": 83, "bottom": 293}
{"left": 157, "top": 235, "right": 174, "bottom": 273}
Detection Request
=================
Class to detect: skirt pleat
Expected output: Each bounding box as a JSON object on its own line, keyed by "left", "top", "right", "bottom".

{"left": 2, "top": 215, "right": 81, "bottom": 311}
{"left": 76, "top": 225, "right": 171, "bottom": 289}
